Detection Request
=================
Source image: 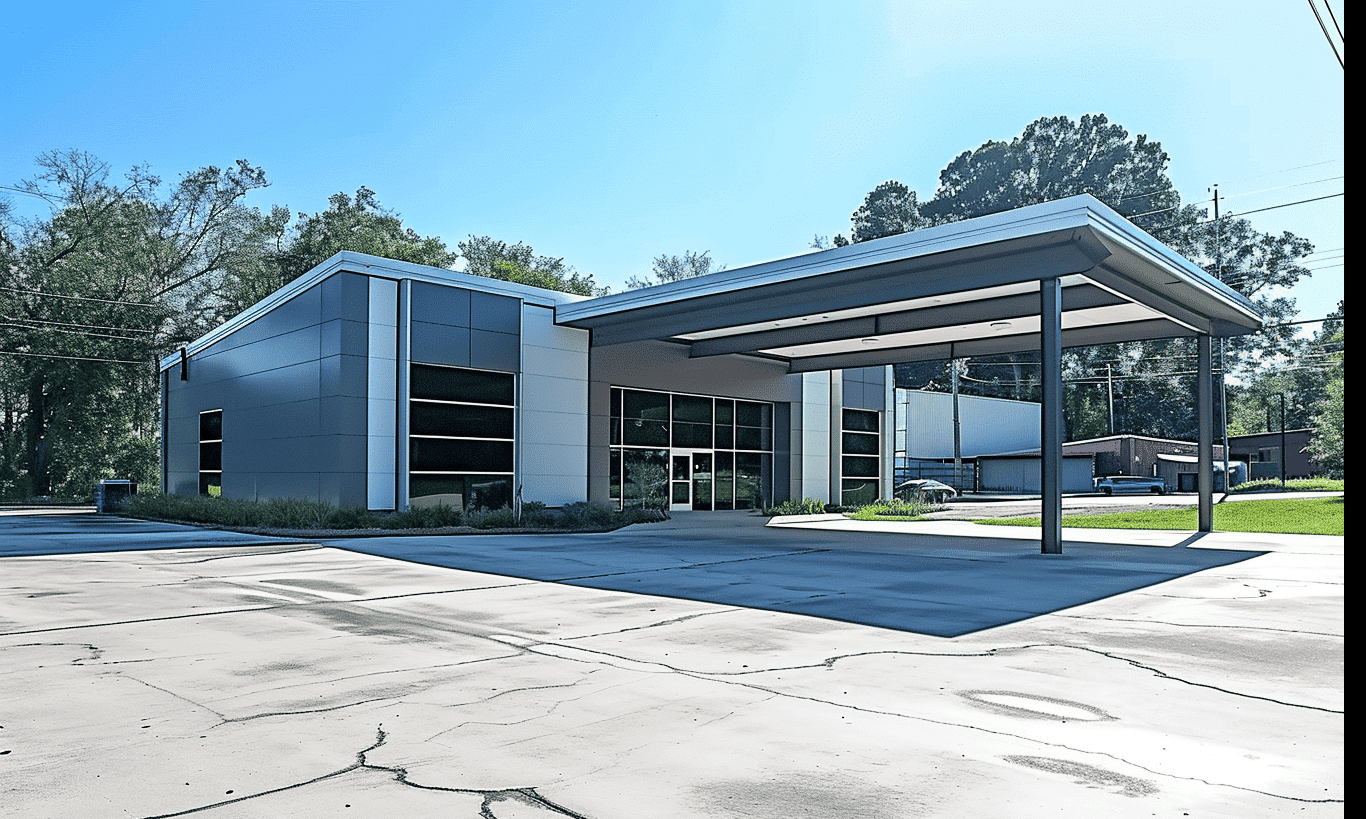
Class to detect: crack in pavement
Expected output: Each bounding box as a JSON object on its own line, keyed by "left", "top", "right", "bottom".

{"left": 473, "top": 636, "right": 1340, "bottom": 802}
{"left": 672, "top": 663, "right": 1344, "bottom": 804}
{"left": 422, "top": 675, "right": 614, "bottom": 743}
{"left": 142, "top": 726, "right": 593, "bottom": 819}
{"left": 7, "top": 641, "right": 103, "bottom": 664}
{"left": 560, "top": 607, "right": 744, "bottom": 640}
{"left": 1052, "top": 612, "right": 1344, "bottom": 638}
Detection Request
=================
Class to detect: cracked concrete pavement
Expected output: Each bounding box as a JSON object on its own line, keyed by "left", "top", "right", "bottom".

{"left": 0, "top": 512, "right": 1343, "bottom": 818}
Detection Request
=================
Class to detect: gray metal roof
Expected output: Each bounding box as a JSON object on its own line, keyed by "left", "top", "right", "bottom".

{"left": 556, "top": 195, "right": 1261, "bottom": 373}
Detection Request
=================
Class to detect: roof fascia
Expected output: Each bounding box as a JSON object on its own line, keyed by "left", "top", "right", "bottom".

{"left": 160, "top": 251, "right": 586, "bottom": 371}
{"left": 558, "top": 196, "right": 1105, "bottom": 325}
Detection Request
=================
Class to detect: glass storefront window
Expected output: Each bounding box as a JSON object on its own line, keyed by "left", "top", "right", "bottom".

{"left": 623, "top": 448, "right": 669, "bottom": 509}
{"left": 611, "top": 388, "right": 773, "bottom": 511}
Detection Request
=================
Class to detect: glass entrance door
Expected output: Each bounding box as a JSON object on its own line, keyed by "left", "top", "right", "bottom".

{"left": 669, "top": 450, "right": 714, "bottom": 511}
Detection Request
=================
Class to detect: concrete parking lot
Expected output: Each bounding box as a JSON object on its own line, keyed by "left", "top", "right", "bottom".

{"left": 0, "top": 511, "right": 1343, "bottom": 818}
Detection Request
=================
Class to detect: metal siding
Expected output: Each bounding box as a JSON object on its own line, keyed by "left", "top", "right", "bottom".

{"left": 410, "top": 322, "right": 472, "bottom": 367}
{"left": 520, "top": 304, "right": 588, "bottom": 506}
{"left": 410, "top": 282, "right": 471, "bottom": 328}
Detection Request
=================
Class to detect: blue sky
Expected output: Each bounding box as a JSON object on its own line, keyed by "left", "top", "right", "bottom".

{"left": 3, "top": 0, "right": 1344, "bottom": 324}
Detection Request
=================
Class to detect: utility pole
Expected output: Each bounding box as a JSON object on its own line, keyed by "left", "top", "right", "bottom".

{"left": 1106, "top": 363, "right": 1115, "bottom": 436}
{"left": 952, "top": 358, "right": 963, "bottom": 491}
{"left": 1213, "top": 184, "right": 1231, "bottom": 492}
{"left": 1280, "top": 392, "right": 1287, "bottom": 487}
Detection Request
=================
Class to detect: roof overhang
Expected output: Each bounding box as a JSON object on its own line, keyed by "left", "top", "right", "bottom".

{"left": 555, "top": 195, "right": 1262, "bottom": 373}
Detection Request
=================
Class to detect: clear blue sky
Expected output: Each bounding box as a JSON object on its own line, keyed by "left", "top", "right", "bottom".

{"left": 2, "top": 0, "right": 1344, "bottom": 325}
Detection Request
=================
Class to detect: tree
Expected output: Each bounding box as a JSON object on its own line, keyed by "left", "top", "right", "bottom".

{"left": 1304, "top": 330, "right": 1343, "bottom": 476}
{"left": 626, "top": 250, "right": 722, "bottom": 289}
{"left": 458, "top": 235, "right": 607, "bottom": 296}
{"left": 831, "top": 114, "right": 1319, "bottom": 442}
{"left": 1, "top": 150, "right": 267, "bottom": 497}
{"left": 848, "top": 180, "right": 924, "bottom": 244}
{"left": 276, "top": 187, "right": 459, "bottom": 284}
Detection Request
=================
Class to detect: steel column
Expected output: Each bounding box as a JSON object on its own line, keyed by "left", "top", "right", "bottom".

{"left": 1198, "top": 334, "right": 1214, "bottom": 531}
{"left": 1041, "top": 278, "right": 1064, "bottom": 554}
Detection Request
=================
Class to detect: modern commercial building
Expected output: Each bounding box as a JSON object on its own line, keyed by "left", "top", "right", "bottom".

{"left": 160, "top": 195, "right": 1263, "bottom": 553}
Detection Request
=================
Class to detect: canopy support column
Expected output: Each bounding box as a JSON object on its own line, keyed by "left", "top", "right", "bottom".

{"left": 1198, "top": 334, "right": 1214, "bottom": 532}
{"left": 1041, "top": 277, "right": 1064, "bottom": 554}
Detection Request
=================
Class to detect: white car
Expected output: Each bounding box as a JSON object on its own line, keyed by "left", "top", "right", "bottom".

{"left": 1094, "top": 475, "right": 1169, "bottom": 495}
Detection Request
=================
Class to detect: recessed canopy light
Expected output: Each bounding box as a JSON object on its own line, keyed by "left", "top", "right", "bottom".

{"left": 861, "top": 338, "right": 880, "bottom": 345}
{"left": 990, "top": 322, "right": 1012, "bottom": 331}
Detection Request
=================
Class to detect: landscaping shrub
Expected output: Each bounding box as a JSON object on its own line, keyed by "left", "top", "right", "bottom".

{"left": 767, "top": 497, "right": 828, "bottom": 516}
{"left": 848, "top": 497, "right": 938, "bottom": 520}
{"left": 557, "top": 501, "right": 617, "bottom": 528}
{"left": 125, "top": 492, "right": 667, "bottom": 533}
{"left": 518, "top": 500, "right": 558, "bottom": 528}
{"left": 465, "top": 506, "right": 518, "bottom": 529}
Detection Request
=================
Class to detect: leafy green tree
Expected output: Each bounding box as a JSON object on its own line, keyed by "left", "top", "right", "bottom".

{"left": 1304, "top": 330, "right": 1343, "bottom": 476}
{"left": 626, "top": 250, "right": 722, "bottom": 289}
{"left": 458, "top": 235, "right": 607, "bottom": 296}
{"left": 836, "top": 114, "right": 1318, "bottom": 442}
{"left": 1, "top": 150, "right": 267, "bottom": 496}
{"left": 848, "top": 181, "right": 924, "bottom": 244}
{"left": 276, "top": 187, "right": 459, "bottom": 285}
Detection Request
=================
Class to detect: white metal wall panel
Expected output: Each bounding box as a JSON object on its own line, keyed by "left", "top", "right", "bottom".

{"left": 520, "top": 304, "right": 590, "bottom": 506}
{"left": 367, "top": 277, "right": 398, "bottom": 510}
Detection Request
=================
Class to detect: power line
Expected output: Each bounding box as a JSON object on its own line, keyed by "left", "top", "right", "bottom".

{"left": 1307, "top": 0, "right": 1345, "bottom": 68}
{"left": 0, "top": 350, "right": 148, "bottom": 364}
{"left": 0, "top": 314, "right": 156, "bottom": 333}
{"left": 0, "top": 285, "right": 158, "bottom": 308}
{"left": 0, "top": 322, "right": 151, "bottom": 342}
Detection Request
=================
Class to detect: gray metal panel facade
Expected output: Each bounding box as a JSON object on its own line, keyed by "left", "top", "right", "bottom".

{"left": 165, "top": 273, "right": 371, "bottom": 506}
{"left": 409, "top": 281, "right": 520, "bottom": 371}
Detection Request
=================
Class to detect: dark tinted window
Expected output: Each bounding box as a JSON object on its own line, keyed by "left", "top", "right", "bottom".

{"left": 410, "top": 403, "right": 513, "bottom": 439}
{"left": 410, "top": 438, "right": 514, "bottom": 473}
{"left": 199, "top": 410, "right": 222, "bottom": 441}
{"left": 411, "top": 364, "right": 514, "bottom": 405}
{"left": 842, "top": 409, "right": 878, "bottom": 433}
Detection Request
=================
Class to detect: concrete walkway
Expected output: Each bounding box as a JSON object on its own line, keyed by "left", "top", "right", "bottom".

{"left": 0, "top": 511, "right": 1343, "bottom": 818}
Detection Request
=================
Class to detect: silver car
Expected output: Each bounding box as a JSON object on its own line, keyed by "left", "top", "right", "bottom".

{"left": 895, "top": 479, "right": 958, "bottom": 504}
{"left": 1094, "top": 475, "right": 1169, "bottom": 496}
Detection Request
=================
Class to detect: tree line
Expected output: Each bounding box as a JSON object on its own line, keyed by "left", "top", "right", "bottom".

{"left": 0, "top": 153, "right": 628, "bottom": 498}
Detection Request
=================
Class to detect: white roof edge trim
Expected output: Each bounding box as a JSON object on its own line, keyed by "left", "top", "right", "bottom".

{"left": 1081, "top": 198, "right": 1261, "bottom": 321}
{"left": 160, "top": 251, "right": 588, "bottom": 371}
{"left": 557, "top": 196, "right": 1102, "bottom": 322}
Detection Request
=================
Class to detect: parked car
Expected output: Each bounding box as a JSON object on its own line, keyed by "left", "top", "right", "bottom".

{"left": 1093, "top": 475, "right": 1169, "bottom": 495}
{"left": 895, "top": 479, "right": 958, "bottom": 504}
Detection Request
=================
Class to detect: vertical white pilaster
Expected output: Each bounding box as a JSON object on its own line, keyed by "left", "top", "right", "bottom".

{"left": 367, "top": 277, "right": 398, "bottom": 510}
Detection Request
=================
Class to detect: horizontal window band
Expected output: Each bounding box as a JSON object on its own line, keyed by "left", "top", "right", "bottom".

{"left": 611, "top": 446, "right": 774, "bottom": 453}
{"left": 410, "top": 398, "right": 515, "bottom": 409}
{"left": 410, "top": 471, "right": 516, "bottom": 476}
{"left": 410, "top": 434, "right": 516, "bottom": 440}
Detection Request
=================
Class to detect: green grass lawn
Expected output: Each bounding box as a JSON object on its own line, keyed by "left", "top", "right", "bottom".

{"left": 974, "top": 497, "right": 1343, "bottom": 536}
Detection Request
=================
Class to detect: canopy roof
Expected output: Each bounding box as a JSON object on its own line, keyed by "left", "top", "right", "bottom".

{"left": 557, "top": 195, "right": 1260, "bottom": 372}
